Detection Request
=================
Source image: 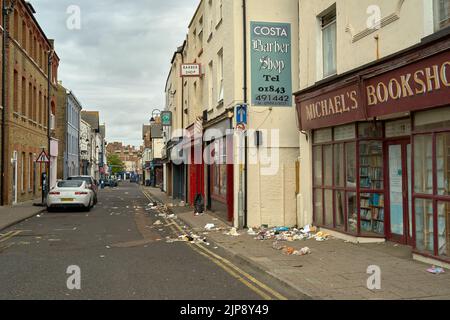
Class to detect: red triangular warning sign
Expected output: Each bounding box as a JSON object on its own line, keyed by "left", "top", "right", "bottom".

{"left": 36, "top": 151, "right": 50, "bottom": 163}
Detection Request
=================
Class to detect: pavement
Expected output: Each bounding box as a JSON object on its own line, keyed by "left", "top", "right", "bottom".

{"left": 0, "top": 182, "right": 299, "bottom": 300}
{"left": 0, "top": 200, "right": 46, "bottom": 232}
{"left": 144, "top": 187, "right": 450, "bottom": 300}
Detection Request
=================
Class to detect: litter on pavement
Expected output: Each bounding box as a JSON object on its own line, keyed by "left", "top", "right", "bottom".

{"left": 204, "top": 223, "right": 215, "bottom": 231}
{"left": 427, "top": 266, "right": 446, "bottom": 274}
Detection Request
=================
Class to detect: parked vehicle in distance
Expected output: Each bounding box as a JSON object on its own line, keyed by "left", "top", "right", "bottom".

{"left": 67, "top": 176, "right": 98, "bottom": 204}
{"left": 47, "top": 180, "right": 95, "bottom": 212}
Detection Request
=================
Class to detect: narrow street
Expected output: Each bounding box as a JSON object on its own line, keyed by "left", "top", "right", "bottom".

{"left": 0, "top": 182, "right": 295, "bottom": 300}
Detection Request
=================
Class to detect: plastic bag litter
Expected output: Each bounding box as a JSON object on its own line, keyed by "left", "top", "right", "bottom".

{"left": 294, "top": 247, "right": 311, "bottom": 256}
{"left": 427, "top": 266, "right": 445, "bottom": 274}
{"left": 205, "top": 223, "right": 215, "bottom": 231}
{"left": 225, "top": 227, "right": 240, "bottom": 237}
{"left": 247, "top": 228, "right": 257, "bottom": 236}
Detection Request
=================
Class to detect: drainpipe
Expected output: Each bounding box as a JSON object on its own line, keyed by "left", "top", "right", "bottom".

{"left": 1, "top": 0, "right": 15, "bottom": 206}
{"left": 47, "top": 50, "right": 54, "bottom": 193}
{"left": 242, "top": 0, "right": 248, "bottom": 228}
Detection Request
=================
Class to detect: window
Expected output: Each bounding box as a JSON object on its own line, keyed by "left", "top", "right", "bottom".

{"left": 211, "top": 138, "right": 228, "bottom": 199}
{"left": 33, "top": 86, "right": 37, "bottom": 121}
{"left": 320, "top": 6, "right": 337, "bottom": 78}
{"left": 313, "top": 125, "right": 358, "bottom": 231}
{"left": 208, "top": 61, "right": 213, "bottom": 110}
{"left": 217, "top": 0, "right": 223, "bottom": 24}
{"left": 13, "top": 10, "right": 19, "bottom": 40}
{"left": 21, "top": 77, "right": 26, "bottom": 117}
{"left": 413, "top": 106, "right": 450, "bottom": 259}
{"left": 28, "top": 82, "right": 33, "bottom": 120}
{"left": 22, "top": 21, "right": 26, "bottom": 47}
{"left": 38, "top": 91, "right": 42, "bottom": 124}
{"left": 434, "top": 0, "right": 450, "bottom": 31}
{"left": 13, "top": 70, "right": 19, "bottom": 113}
{"left": 217, "top": 49, "right": 224, "bottom": 103}
{"left": 29, "top": 153, "right": 33, "bottom": 191}
{"left": 313, "top": 123, "right": 387, "bottom": 235}
{"left": 21, "top": 152, "right": 25, "bottom": 192}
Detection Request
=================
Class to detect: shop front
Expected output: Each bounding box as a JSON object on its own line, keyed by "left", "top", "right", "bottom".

{"left": 295, "top": 34, "right": 450, "bottom": 262}
{"left": 203, "top": 117, "right": 234, "bottom": 222}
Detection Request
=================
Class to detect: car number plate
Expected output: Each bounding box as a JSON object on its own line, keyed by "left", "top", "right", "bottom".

{"left": 61, "top": 198, "right": 74, "bottom": 202}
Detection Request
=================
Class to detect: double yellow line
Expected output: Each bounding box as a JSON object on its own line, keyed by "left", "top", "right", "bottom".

{"left": 0, "top": 230, "right": 21, "bottom": 244}
{"left": 141, "top": 189, "right": 287, "bottom": 300}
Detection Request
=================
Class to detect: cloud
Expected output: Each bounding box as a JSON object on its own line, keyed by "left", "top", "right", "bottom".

{"left": 32, "top": 0, "right": 198, "bottom": 146}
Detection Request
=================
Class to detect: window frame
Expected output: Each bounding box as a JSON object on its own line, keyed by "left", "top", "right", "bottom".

{"left": 412, "top": 115, "right": 450, "bottom": 260}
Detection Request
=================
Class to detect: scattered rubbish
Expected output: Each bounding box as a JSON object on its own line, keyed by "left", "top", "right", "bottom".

{"left": 294, "top": 247, "right": 311, "bottom": 256}
{"left": 254, "top": 225, "right": 329, "bottom": 243}
{"left": 272, "top": 241, "right": 286, "bottom": 251}
{"left": 36, "top": 215, "right": 41, "bottom": 218}
{"left": 225, "top": 227, "right": 240, "bottom": 237}
{"left": 153, "top": 220, "right": 163, "bottom": 226}
{"left": 205, "top": 223, "right": 215, "bottom": 231}
{"left": 427, "top": 266, "right": 445, "bottom": 274}
{"left": 100, "top": 255, "right": 105, "bottom": 258}
{"left": 106, "top": 246, "right": 111, "bottom": 249}
{"left": 247, "top": 228, "right": 257, "bottom": 236}
{"left": 282, "top": 247, "right": 295, "bottom": 255}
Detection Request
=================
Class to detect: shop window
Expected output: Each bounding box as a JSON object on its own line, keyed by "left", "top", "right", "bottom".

{"left": 324, "top": 190, "right": 333, "bottom": 227}
{"left": 436, "top": 133, "right": 450, "bottom": 196}
{"left": 360, "top": 193, "right": 385, "bottom": 235}
{"left": 323, "top": 145, "right": 332, "bottom": 186}
{"left": 438, "top": 201, "right": 450, "bottom": 257}
{"left": 358, "top": 122, "right": 383, "bottom": 138}
{"left": 415, "top": 198, "right": 434, "bottom": 254}
{"left": 414, "top": 135, "right": 433, "bottom": 195}
{"left": 335, "top": 191, "right": 345, "bottom": 230}
{"left": 334, "top": 144, "right": 344, "bottom": 187}
{"left": 347, "top": 192, "right": 358, "bottom": 233}
{"left": 313, "top": 128, "right": 332, "bottom": 144}
{"left": 314, "top": 189, "right": 323, "bottom": 226}
{"left": 414, "top": 106, "right": 450, "bottom": 131}
{"left": 385, "top": 119, "right": 411, "bottom": 138}
{"left": 359, "top": 141, "right": 383, "bottom": 190}
{"left": 334, "top": 124, "right": 355, "bottom": 141}
{"left": 346, "top": 142, "right": 356, "bottom": 188}
{"left": 313, "top": 146, "right": 322, "bottom": 186}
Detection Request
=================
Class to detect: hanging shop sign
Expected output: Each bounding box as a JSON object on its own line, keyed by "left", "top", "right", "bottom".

{"left": 181, "top": 64, "right": 201, "bottom": 77}
{"left": 251, "top": 22, "right": 292, "bottom": 107}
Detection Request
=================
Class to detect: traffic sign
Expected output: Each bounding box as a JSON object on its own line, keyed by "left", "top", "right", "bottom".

{"left": 161, "top": 111, "right": 172, "bottom": 127}
{"left": 236, "top": 104, "right": 247, "bottom": 125}
{"left": 36, "top": 151, "right": 50, "bottom": 163}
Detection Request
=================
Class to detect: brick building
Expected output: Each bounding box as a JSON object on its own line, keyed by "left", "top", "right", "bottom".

{"left": 106, "top": 142, "right": 142, "bottom": 178}
{"left": 1, "top": 0, "right": 60, "bottom": 205}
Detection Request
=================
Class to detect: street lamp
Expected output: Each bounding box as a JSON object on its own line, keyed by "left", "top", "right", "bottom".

{"left": 150, "top": 109, "right": 161, "bottom": 124}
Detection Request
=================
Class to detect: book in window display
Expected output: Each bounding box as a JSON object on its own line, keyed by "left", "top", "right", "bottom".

{"left": 360, "top": 193, "right": 385, "bottom": 235}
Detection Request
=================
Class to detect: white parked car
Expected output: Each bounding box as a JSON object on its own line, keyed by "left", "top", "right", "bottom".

{"left": 47, "top": 180, "right": 95, "bottom": 212}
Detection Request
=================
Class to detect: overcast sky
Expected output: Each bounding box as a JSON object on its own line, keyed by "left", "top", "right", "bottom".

{"left": 32, "top": 0, "right": 198, "bottom": 146}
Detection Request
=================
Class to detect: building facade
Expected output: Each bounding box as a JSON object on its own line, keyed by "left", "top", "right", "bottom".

{"left": 294, "top": 0, "right": 450, "bottom": 265}
{"left": 164, "top": 0, "right": 300, "bottom": 226}
{"left": 1, "top": 0, "right": 60, "bottom": 205}
{"left": 55, "top": 83, "right": 82, "bottom": 180}
{"left": 79, "top": 118, "right": 92, "bottom": 176}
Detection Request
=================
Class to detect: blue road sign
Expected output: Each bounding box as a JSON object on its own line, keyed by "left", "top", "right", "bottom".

{"left": 236, "top": 104, "right": 247, "bottom": 125}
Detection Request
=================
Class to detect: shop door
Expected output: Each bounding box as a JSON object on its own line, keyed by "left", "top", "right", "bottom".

{"left": 387, "top": 140, "right": 412, "bottom": 245}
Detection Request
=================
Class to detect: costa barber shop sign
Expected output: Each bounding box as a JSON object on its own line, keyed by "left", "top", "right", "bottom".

{"left": 297, "top": 46, "right": 450, "bottom": 131}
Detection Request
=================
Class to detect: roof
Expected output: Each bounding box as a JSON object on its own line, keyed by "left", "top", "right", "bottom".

{"left": 81, "top": 111, "right": 100, "bottom": 131}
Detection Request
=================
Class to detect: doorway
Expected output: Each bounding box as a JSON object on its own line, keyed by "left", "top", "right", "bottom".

{"left": 387, "top": 139, "right": 412, "bottom": 245}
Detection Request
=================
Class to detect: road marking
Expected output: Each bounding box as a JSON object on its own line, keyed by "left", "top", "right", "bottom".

{"left": 140, "top": 188, "right": 288, "bottom": 300}
{"left": 0, "top": 231, "right": 22, "bottom": 244}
